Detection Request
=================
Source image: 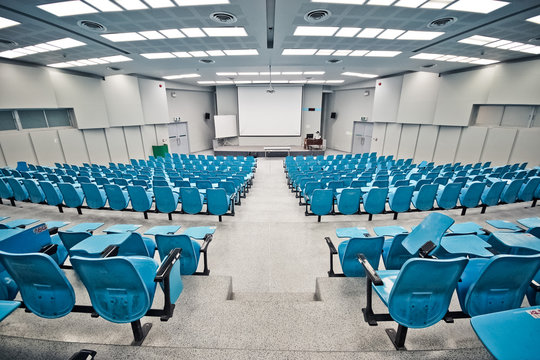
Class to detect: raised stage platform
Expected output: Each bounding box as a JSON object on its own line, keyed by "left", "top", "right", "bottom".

{"left": 213, "top": 145, "right": 325, "bottom": 158}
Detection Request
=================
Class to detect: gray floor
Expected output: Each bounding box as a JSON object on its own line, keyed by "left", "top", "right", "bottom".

{"left": 0, "top": 156, "right": 538, "bottom": 359}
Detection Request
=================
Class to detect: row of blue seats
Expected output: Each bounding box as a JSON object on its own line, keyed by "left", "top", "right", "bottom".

{"left": 324, "top": 213, "right": 540, "bottom": 350}
{"left": 300, "top": 176, "right": 540, "bottom": 221}
{"left": 0, "top": 219, "right": 216, "bottom": 344}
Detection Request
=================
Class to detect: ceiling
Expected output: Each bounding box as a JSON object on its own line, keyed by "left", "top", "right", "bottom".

{"left": 0, "top": 0, "right": 539, "bottom": 87}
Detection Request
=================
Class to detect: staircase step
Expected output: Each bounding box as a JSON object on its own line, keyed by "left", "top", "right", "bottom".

{"left": 231, "top": 291, "right": 316, "bottom": 303}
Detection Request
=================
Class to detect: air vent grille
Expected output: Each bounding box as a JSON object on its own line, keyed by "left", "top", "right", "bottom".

{"left": 210, "top": 12, "right": 237, "bottom": 24}
{"left": 304, "top": 9, "right": 331, "bottom": 24}
{"left": 428, "top": 17, "right": 457, "bottom": 29}
{"left": 77, "top": 20, "right": 107, "bottom": 33}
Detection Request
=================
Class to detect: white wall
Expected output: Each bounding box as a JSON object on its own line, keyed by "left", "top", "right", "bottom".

{"left": 0, "top": 63, "right": 57, "bottom": 109}
{"left": 216, "top": 86, "right": 238, "bottom": 116}
{"left": 372, "top": 76, "right": 402, "bottom": 123}
{"left": 301, "top": 86, "right": 323, "bottom": 138}
{"left": 102, "top": 75, "right": 145, "bottom": 127}
{"left": 139, "top": 78, "right": 169, "bottom": 125}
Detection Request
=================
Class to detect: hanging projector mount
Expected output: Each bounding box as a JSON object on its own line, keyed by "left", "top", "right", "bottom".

{"left": 266, "top": 64, "right": 275, "bottom": 94}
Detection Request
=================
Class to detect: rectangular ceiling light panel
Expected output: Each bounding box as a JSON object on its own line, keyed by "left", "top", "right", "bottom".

{"left": 335, "top": 27, "right": 362, "bottom": 37}
{"left": 114, "top": 0, "right": 148, "bottom": 10}
{"left": 159, "top": 29, "right": 185, "bottom": 38}
{"left": 447, "top": 0, "right": 509, "bottom": 14}
{"left": 202, "top": 27, "right": 248, "bottom": 37}
{"left": 144, "top": 0, "right": 175, "bottom": 8}
{"left": 294, "top": 26, "right": 339, "bottom": 36}
{"left": 527, "top": 15, "right": 540, "bottom": 25}
{"left": 38, "top": 1, "right": 98, "bottom": 16}
{"left": 174, "top": 0, "right": 229, "bottom": 5}
{"left": 0, "top": 16, "right": 20, "bottom": 29}
{"left": 398, "top": 30, "right": 444, "bottom": 40}
{"left": 101, "top": 32, "right": 146, "bottom": 42}
{"left": 394, "top": 0, "right": 428, "bottom": 8}
{"left": 141, "top": 52, "right": 175, "bottom": 59}
{"left": 357, "top": 28, "right": 384, "bottom": 38}
{"left": 85, "top": 0, "right": 123, "bottom": 11}
{"left": 311, "top": 0, "right": 366, "bottom": 4}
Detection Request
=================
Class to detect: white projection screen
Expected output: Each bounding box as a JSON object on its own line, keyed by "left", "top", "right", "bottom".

{"left": 214, "top": 115, "right": 238, "bottom": 138}
{"left": 238, "top": 86, "right": 302, "bottom": 136}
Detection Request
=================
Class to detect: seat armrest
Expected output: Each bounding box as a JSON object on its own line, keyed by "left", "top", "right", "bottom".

{"left": 325, "top": 237, "right": 337, "bottom": 255}
{"left": 530, "top": 280, "right": 540, "bottom": 291}
{"left": 200, "top": 234, "right": 213, "bottom": 253}
{"left": 155, "top": 248, "right": 182, "bottom": 282}
{"left": 100, "top": 245, "right": 119, "bottom": 258}
{"left": 48, "top": 227, "right": 59, "bottom": 235}
{"left": 357, "top": 254, "right": 383, "bottom": 286}
{"left": 39, "top": 243, "right": 58, "bottom": 256}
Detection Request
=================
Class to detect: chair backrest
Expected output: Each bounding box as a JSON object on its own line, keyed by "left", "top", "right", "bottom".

{"left": 310, "top": 189, "right": 333, "bottom": 216}
{"left": 458, "top": 254, "right": 540, "bottom": 317}
{"left": 57, "top": 183, "right": 84, "bottom": 207}
{"left": 412, "top": 184, "right": 438, "bottom": 211}
{"left": 481, "top": 181, "right": 506, "bottom": 206}
{"left": 180, "top": 187, "right": 202, "bottom": 214}
{"left": 363, "top": 187, "right": 389, "bottom": 214}
{"left": 156, "top": 234, "right": 198, "bottom": 275}
{"left": 196, "top": 180, "right": 212, "bottom": 189}
{"left": 500, "top": 179, "right": 525, "bottom": 204}
{"left": 402, "top": 213, "right": 455, "bottom": 255}
{"left": 382, "top": 233, "right": 413, "bottom": 270}
{"left": 388, "top": 257, "right": 468, "bottom": 328}
{"left": 81, "top": 183, "right": 107, "bottom": 209}
{"left": 113, "top": 178, "right": 129, "bottom": 187}
{"left": 71, "top": 256, "right": 159, "bottom": 323}
{"left": 207, "top": 188, "right": 229, "bottom": 215}
{"left": 459, "top": 182, "right": 486, "bottom": 208}
{"left": 340, "top": 237, "right": 384, "bottom": 277}
{"left": 436, "top": 183, "right": 462, "bottom": 209}
{"left": 57, "top": 231, "right": 92, "bottom": 251}
{"left": 388, "top": 186, "right": 414, "bottom": 213}
{"left": 518, "top": 177, "right": 540, "bottom": 202}
{"left": 22, "top": 179, "right": 45, "bottom": 203}
{"left": 0, "top": 178, "right": 13, "bottom": 198}
{"left": 127, "top": 185, "right": 153, "bottom": 212}
{"left": 103, "top": 184, "right": 130, "bottom": 210}
{"left": 0, "top": 251, "right": 75, "bottom": 318}
{"left": 303, "top": 181, "right": 322, "bottom": 197}
{"left": 6, "top": 178, "right": 28, "bottom": 201}
{"left": 337, "top": 188, "right": 361, "bottom": 215}
{"left": 38, "top": 181, "right": 63, "bottom": 205}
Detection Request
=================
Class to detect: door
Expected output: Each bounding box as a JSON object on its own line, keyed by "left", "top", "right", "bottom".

{"left": 351, "top": 122, "right": 374, "bottom": 154}
{"left": 168, "top": 122, "right": 190, "bottom": 154}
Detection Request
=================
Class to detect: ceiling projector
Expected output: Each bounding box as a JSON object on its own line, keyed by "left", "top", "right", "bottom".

{"left": 266, "top": 85, "right": 275, "bottom": 94}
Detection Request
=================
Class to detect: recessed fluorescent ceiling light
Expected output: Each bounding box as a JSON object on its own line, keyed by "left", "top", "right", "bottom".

{"left": 394, "top": 0, "right": 428, "bottom": 8}
{"left": 316, "top": 49, "right": 335, "bottom": 55}
{"left": 202, "top": 27, "right": 248, "bottom": 37}
{"left": 144, "top": 0, "right": 175, "bottom": 8}
{"left": 217, "top": 72, "right": 237, "bottom": 76}
{"left": 159, "top": 29, "right": 185, "bottom": 38}
{"left": 189, "top": 51, "right": 208, "bottom": 57}
{"left": 252, "top": 80, "right": 269, "bottom": 84}
{"left": 527, "top": 15, "right": 540, "bottom": 25}
{"left": 311, "top": 0, "right": 366, "bottom": 4}
{"left": 281, "top": 49, "right": 317, "bottom": 55}
{"left": 368, "top": 0, "right": 396, "bottom": 5}
{"left": 458, "top": 35, "right": 499, "bottom": 45}
{"left": 511, "top": 44, "right": 535, "bottom": 51}
{"left": 294, "top": 26, "right": 339, "bottom": 36}
{"left": 447, "top": 0, "right": 509, "bottom": 14}
{"left": 521, "top": 46, "right": 540, "bottom": 54}
{"left": 0, "top": 16, "right": 20, "bottom": 29}
{"left": 139, "top": 31, "right": 165, "bottom": 40}
{"left": 307, "top": 80, "right": 325, "bottom": 84}
{"left": 435, "top": 54, "right": 457, "bottom": 61}
{"left": 273, "top": 80, "right": 289, "bottom": 84}
{"left": 335, "top": 27, "right": 362, "bottom": 37}
{"left": 48, "top": 55, "right": 131, "bottom": 68}
{"left": 38, "top": 1, "right": 98, "bottom": 16}
{"left": 238, "top": 72, "right": 259, "bottom": 76}
{"left": 172, "top": 52, "right": 191, "bottom": 57}
{"left": 365, "top": 50, "right": 401, "bottom": 57}
{"left": 0, "top": 50, "right": 26, "bottom": 59}
{"left": 198, "top": 81, "right": 216, "bottom": 85}
{"left": 333, "top": 50, "right": 352, "bottom": 56}
{"left": 471, "top": 59, "right": 499, "bottom": 65}
{"left": 497, "top": 41, "right": 524, "bottom": 50}
{"left": 398, "top": 30, "right": 444, "bottom": 40}
{"left": 175, "top": 0, "right": 229, "bottom": 5}
{"left": 101, "top": 32, "right": 146, "bottom": 42}
{"left": 411, "top": 53, "right": 444, "bottom": 59}
{"left": 378, "top": 29, "right": 405, "bottom": 39}
{"left": 141, "top": 52, "right": 175, "bottom": 59}
{"left": 282, "top": 72, "right": 302, "bottom": 75}
{"left": 35, "top": 43, "right": 61, "bottom": 51}
{"left": 15, "top": 48, "right": 37, "bottom": 55}
{"left": 47, "top": 37, "right": 86, "bottom": 48}
{"left": 326, "top": 80, "right": 345, "bottom": 84}
{"left": 85, "top": 0, "right": 122, "bottom": 11}
{"left": 304, "top": 71, "right": 325, "bottom": 75}
{"left": 87, "top": 57, "right": 109, "bottom": 64}
{"left": 421, "top": 0, "right": 453, "bottom": 9}
{"left": 235, "top": 81, "right": 252, "bottom": 84}
{"left": 224, "top": 49, "right": 259, "bottom": 56}
{"left": 207, "top": 50, "right": 226, "bottom": 56}
{"left": 357, "top": 28, "right": 384, "bottom": 38}
{"left": 216, "top": 80, "right": 234, "bottom": 84}
{"left": 181, "top": 28, "right": 207, "bottom": 37}
{"left": 163, "top": 74, "right": 200, "bottom": 79}
{"left": 100, "top": 55, "right": 132, "bottom": 62}
{"left": 342, "top": 72, "right": 378, "bottom": 78}
{"left": 484, "top": 39, "right": 510, "bottom": 48}
{"left": 348, "top": 50, "right": 368, "bottom": 56}
{"left": 115, "top": 0, "right": 148, "bottom": 10}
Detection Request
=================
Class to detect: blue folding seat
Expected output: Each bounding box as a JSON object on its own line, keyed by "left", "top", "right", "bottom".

{"left": 154, "top": 186, "right": 179, "bottom": 220}
{"left": 39, "top": 181, "right": 64, "bottom": 212}
{"left": 362, "top": 187, "right": 388, "bottom": 221}
{"left": 180, "top": 187, "right": 204, "bottom": 215}
{"left": 127, "top": 185, "right": 154, "bottom": 219}
{"left": 22, "top": 179, "right": 45, "bottom": 204}
{"left": 411, "top": 184, "right": 438, "bottom": 211}
{"left": 458, "top": 182, "right": 486, "bottom": 215}
{"left": 499, "top": 178, "right": 524, "bottom": 204}
{"left": 0, "top": 300, "right": 20, "bottom": 321}
{"left": 457, "top": 254, "right": 540, "bottom": 317}
{"left": 301, "top": 181, "right": 323, "bottom": 206}
{"left": 480, "top": 180, "right": 506, "bottom": 213}
{"left": 435, "top": 183, "right": 462, "bottom": 210}
{"left": 518, "top": 177, "right": 540, "bottom": 202}
{"left": 81, "top": 183, "right": 107, "bottom": 209}
{"left": 207, "top": 188, "right": 233, "bottom": 222}
{"left": 309, "top": 189, "right": 333, "bottom": 222}
{"left": 360, "top": 256, "right": 468, "bottom": 349}
{"left": 57, "top": 231, "right": 92, "bottom": 252}
{"left": 333, "top": 236, "right": 384, "bottom": 277}
{"left": 0, "top": 178, "right": 15, "bottom": 206}
{"left": 336, "top": 188, "right": 361, "bottom": 215}
{"left": 103, "top": 184, "right": 130, "bottom": 211}
{"left": 57, "top": 183, "right": 85, "bottom": 214}
{"left": 388, "top": 185, "right": 414, "bottom": 220}
{"left": 326, "top": 180, "right": 344, "bottom": 197}
{"left": 155, "top": 233, "right": 212, "bottom": 275}
{"left": 6, "top": 178, "right": 29, "bottom": 201}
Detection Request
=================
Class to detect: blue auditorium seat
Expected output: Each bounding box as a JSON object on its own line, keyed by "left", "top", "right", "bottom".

{"left": 103, "top": 184, "right": 130, "bottom": 211}
{"left": 362, "top": 187, "right": 388, "bottom": 221}
{"left": 411, "top": 184, "right": 438, "bottom": 211}
{"left": 0, "top": 300, "right": 20, "bottom": 322}
{"left": 154, "top": 186, "right": 179, "bottom": 220}
{"left": 22, "top": 179, "right": 46, "bottom": 203}
{"left": 337, "top": 236, "right": 384, "bottom": 277}
{"left": 336, "top": 188, "right": 361, "bottom": 215}
{"left": 0, "top": 178, "right": 15, "bottom": 206}
{"left": 156, "top": 233, "right": 212, "bottom": 275}
{"left": 458, "top": 182, "right": 485, "bottom": 215}
{"left": 435, "top": 183, "right": 462, "bottom": 210}
{"left": 6, "top": 178, "right": 29, "bottom": 201}
{"left": 57, "top": 183, "right": 85, "bottom": 214}
{"left": 388, "top": 185, "right": 414, "bottom": 220}
{"left": 81, "top": 183, "right": 107, "bottom": 209}
{"left": 309, "top": 189, "right": 333, "bottom": 222}
{"left": 127, "top": 185, "right": 154, "bottom": 219}
{"left": 207, "top": 188, "right": 233, "bottom": 222}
